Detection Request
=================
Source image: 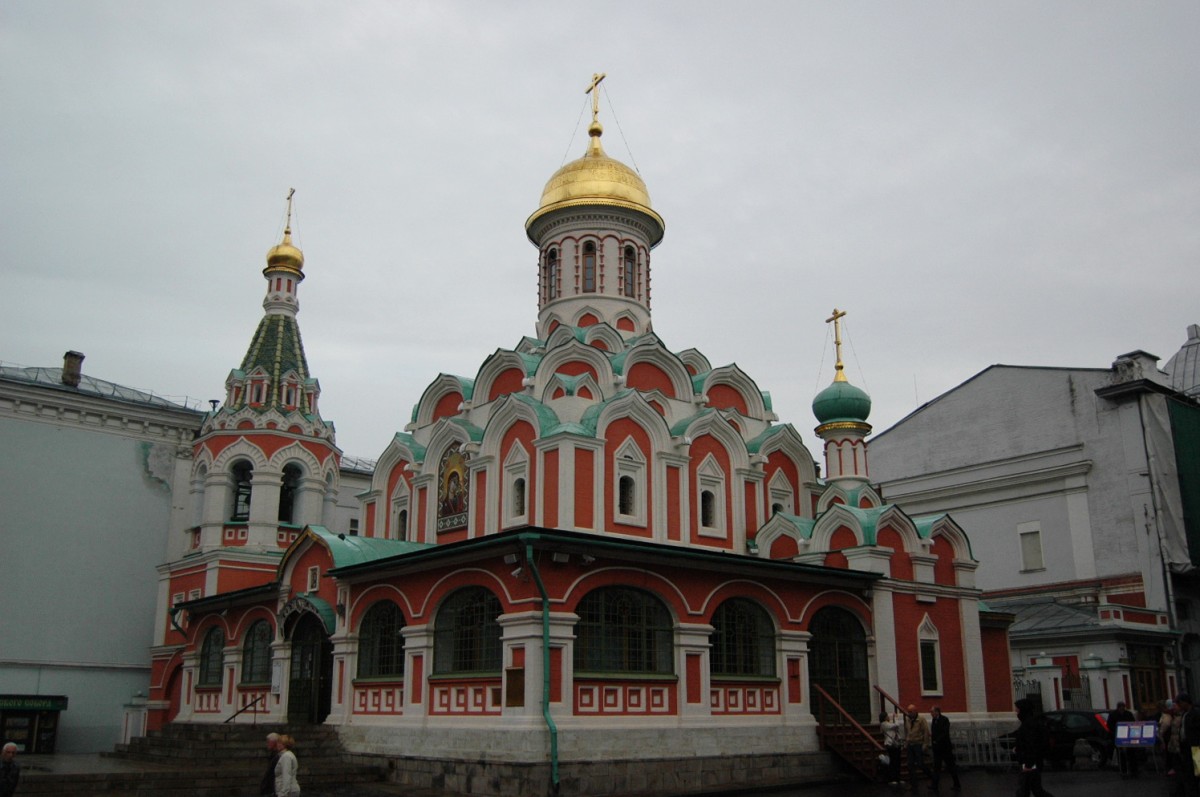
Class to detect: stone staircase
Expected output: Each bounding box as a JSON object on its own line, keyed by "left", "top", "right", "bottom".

{"left": 20, "top": 723, "right": 389, "bottom": 796}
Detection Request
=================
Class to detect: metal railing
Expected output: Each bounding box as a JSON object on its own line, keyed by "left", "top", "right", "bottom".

{"left": 813, "top": 683, "right": 884, "bottom": 780}
{"left": 225, "top": 694, "right": 267, "bottom": 724}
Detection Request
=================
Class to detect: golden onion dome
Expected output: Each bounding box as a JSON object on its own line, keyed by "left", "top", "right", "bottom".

{"left": 526, "top": 120, "right": 664, "bottom": 245}
{"left": 264, "top": 227, "right": 304, "bottom": 277}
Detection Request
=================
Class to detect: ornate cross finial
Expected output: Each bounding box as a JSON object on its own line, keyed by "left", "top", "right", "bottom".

{"left": 826, "top": 307, "right": 848, "bottom": 382}
{"left": 586, "top": 72, "right": 607, "bottom": 124}
{"left": 284, "top": 188, "right": 296, "bottom": 236}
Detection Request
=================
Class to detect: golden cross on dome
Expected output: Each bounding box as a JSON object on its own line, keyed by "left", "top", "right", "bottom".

{"left": 826, "top": 307, "right": 848, "bottom": 382}
{"left": 284, "top": 188, "right": 296, "bottom": 235}
{"left": 586, "top": 72, "right": 607, "bottom": 124}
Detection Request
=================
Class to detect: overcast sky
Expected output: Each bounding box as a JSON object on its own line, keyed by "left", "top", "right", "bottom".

{"left": 2, "top": 2, "right": 1197, "bottom": 462}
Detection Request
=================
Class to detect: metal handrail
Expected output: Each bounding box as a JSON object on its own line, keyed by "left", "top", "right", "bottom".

{"left": 224, "top": 693, "right": 267, "bottom": 724}
{"left": 813, "top": 683, "right": 884, "bottom": 752}
{"left": 874, "top": 684, "right": 904, "bottom": 716}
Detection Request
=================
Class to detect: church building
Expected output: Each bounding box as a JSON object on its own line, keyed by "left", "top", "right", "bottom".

{"left": 147, "top": 79, "right": 1015, "bottom": 796}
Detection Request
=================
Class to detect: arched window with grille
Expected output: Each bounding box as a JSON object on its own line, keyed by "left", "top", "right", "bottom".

{"left": 710, "top": 599, "right": 775, "bottom": 677}
{"left": 582, "top": 241, "right": 597, "bottom": 293}
{"left": 198, "top": 627, "right": 225, "bottom": 686}
{"left": 357, "top": 601, "right": 406, "bottom": 679}
{"left": 433, "top": 587, "right": 503, "bottom": 674}
{"left": 574, "top": 587, "right": 673, "bottom": 674}
{"left": 241, "top": 620, "right": 273, "bottom": 684}
{"left": 623, "top": 246, "right": 636, "bottom": 298}
{"left": 230, "top": 460, "right": 253, "bottom": 521}
{"left": 278, "top": 463, "right": 302, "bottom": 523}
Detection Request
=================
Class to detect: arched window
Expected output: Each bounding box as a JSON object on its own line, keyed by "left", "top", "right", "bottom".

{"left": 701, "top": 490, "right": 716, "bottom": 528}
{"left": 772, "top": 503, "right": 784, "bottom": 516}
{"left": 618, "top": 475, "right": 636, "bottom": 516}
{"left": 230, "top": 460, "right": 253, "bottom": 521}
{"left": 623, "top": 246, "right": 636, "bottom": 298}
{"left": 582, "top": 241, "right": 596, "bottom": 293}
{"left": 512, "top": 477, "right": 526, "bottom": 517}
{"left": 710, "top": 599, "right": 775, "bottom": 677}
{"left": 198, "top": 627, "right": 225, "bottom": 686}
{"left": 574, "top": 587, "right": 673, "bottom": 674}
{"left": 278, "top": 463, "right": 302, "bottom": 523}
{"left": 546, "top": 248, "right": 559, "bottom": 300}
{"left": 397, "top": 509, "right": 408, "bottom": 541}
{"left": 433, "top": 587, "right": 502, "bottom": 674}
{"left": 241, "top": 620, "right": 273, "bottom": 684}
{"left": 357, "top": 601, "right": 406, "bottom": 679}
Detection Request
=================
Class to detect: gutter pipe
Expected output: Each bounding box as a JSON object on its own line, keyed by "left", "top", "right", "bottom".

{"left": 524, "top": 538, "right": 560, "bottom": 793}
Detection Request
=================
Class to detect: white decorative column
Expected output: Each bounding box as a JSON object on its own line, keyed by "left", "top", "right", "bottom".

{"left": 677, "top": 622, "right": 715, "bottom": 719}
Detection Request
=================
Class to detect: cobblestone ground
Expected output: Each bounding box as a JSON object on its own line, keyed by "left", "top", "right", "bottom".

{"left": 301, "top": 763, "right": 1170, "bottom": 797}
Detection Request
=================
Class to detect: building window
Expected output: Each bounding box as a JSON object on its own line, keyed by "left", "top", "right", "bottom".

{"left": 278, "top": 463, "right": 302, "bottom": 523}
{"left": 513, "top": 478, "right": 526, "bottom": 517}
{"left": 613, "top": 438, "right": 647, "bottom": 525}
{"left": 396, "top": 509, "right": 408, "bottom": 541}
{"left": 503, "top": 444, "right": 530, "bottom": 528}
{"left": 582, "top": 241, "right": 596, "bottom": 293}
{"left": 619, "top": 476, "right": 636, "bottom": 515}
{"left": 230, "top": 460, "right": 253, "bottom": 521}
{"left": 241, "top": 620, "right": 273, "bottom": 684}
{"left": 574, "top": 587, "right": 673, "bottom": 674}
{"left": 546, "top": 248, "right": 559, "bottom": 300}
{"left": 1018, "top": 521, "right": 1044, "bottom": 571}
{"left": 357, "top": 601, "right": 406, "bottom": 679}
{"left": 348, "top": 518, "right": 359, "bottom": 537}
{"left": 307, "top": 566, "right": 320, "bottom": 593}
{"left": 623, "top": 246, "right": 636, "bottom": 298}
{"left": 198, "top": 627, "right": 225, "bottom": 687}
{"left": 710, "top": 598, "right": 775, "bottom": 677}
{"left": 696, "top": 455, "right": 727, "bottom": 538}
{"left": 918, "top": 616, "right": 942, "bottom": 695}
{"left": 768, "top": 471, "right": 794, "bottom": 517}
{"left": 433, "top": 587, "right": 503, "bottom": 674}
{"left": 701, "top": 491, "right": 716, "bottom": 527}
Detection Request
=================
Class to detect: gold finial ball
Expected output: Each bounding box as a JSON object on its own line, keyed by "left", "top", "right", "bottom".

{"left": 588, "top": 120, "right": 603, "bottom": 137}
{"left": 265, "top": 240, "right": 304, "bottom": 275}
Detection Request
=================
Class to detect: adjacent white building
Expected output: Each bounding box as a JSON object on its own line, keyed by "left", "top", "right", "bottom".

{"left": 869, "top": 328, "right": 1200, "bottom": 713}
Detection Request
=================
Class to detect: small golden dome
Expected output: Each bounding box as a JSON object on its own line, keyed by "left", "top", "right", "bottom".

{"left": 526, "top": 121, "right": 664, "bottom": 244}
{"left": 264, "top": 228, "right": 304, "bottom": 277}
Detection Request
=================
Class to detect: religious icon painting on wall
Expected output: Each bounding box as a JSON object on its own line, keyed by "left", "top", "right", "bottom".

{"left": 437, "top": 441, "right": 470, "bottom": 532}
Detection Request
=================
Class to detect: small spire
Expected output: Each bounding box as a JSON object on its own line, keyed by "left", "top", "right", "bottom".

{"left": 585, "top": 73, "right": 607, "bottom": 152}
{"left": 826, "top": 307, "right": 848, "bottom": 383}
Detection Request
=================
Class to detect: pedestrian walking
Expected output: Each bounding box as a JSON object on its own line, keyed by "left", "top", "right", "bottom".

{"left": 1013, "top": 698, "right": 1054, "bottom": 797}
{"left": 879, "top": 710, "right": 903, "bottom": 786}
{"left": 0, "top": 743, "right": 18, "bottom": 797}
{"left": 1161, "top": 700, "right": 1180, "bottom": 777}
{"left": 929, "top": 706, "right": 960, "bottom": 791}
{"left": 1176, "top": 693, "right": 1200, "bottom": 797}
{"left": 261, "top": 732, "right": 282, "bottom": 795}
{"left": 274, "top": 734, "right": 300, "bottom": 797}
{"left": 904, "top": 703, "right": 934, "bottom": 791}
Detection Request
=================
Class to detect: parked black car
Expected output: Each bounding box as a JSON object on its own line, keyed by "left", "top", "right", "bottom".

{"left": 1000, "top": 709, "right": 1111, "bottom": 768}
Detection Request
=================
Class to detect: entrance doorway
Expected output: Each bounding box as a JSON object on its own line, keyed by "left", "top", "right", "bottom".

{"left": 287, "top": 612, "right": 333, "bottom": 724}
{"left": 808, "top": 606, "right": 871, "bottom": 723}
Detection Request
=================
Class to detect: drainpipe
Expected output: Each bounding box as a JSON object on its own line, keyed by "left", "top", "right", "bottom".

{"left": 524, "top": 539, "right": 559, "bottom": 793}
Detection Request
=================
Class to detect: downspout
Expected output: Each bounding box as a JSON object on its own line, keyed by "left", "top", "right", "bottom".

{"left": 524, "top": 539, "right": 560, "bottom": 793}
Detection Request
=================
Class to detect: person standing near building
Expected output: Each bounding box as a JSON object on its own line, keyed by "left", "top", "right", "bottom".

{"left": 879, "top": 710, "right": 903, "bottom": 785}
{"left": 930, "top": 706, "right": 961, "bottom": 790}
{"left": 904, "top": 704, "right": 934, "bottom": 791}
{"left": 260, "top": 733, "right": 282, "bottom": 796}
{"left": 0, "top": 743, "right": 18, "bottom": 797}
{"left": 1176, "top": 694, "right": 1200, "bottom": 797}
{"left": 1013, "top": 698, "right": 1054, "bottom": 797}
{"left": 1107, "top": 701, "right": 1137, "bottom": 778}
{"left": 1160, "top": 700, "right": 1179, "bottom": 777}
{"left": 274, "top": 734, "right": 300, "bottom": 797}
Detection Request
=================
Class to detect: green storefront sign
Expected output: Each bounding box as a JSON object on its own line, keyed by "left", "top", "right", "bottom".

{"left": 0, "top": 695, "right": 69, "bottom": 711}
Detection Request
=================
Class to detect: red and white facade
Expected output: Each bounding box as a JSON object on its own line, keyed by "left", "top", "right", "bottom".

{"left": 147, "top": 105, "right": 1016, "bottom": 792}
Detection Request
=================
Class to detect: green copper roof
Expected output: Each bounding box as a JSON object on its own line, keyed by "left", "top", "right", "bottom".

{"left": 812, "top": 379, "right": 871, "bottom": 424}
{"left": 518, "top": 352, "right": 543, "bottom": 375}
{"left": 508, "top": 393, "right": 561, "bottom": 435}
{"left": 771, "top": 512, "right": 817, "bottom": 540}
{"left": 746, "top": 424, "right": 787, "bottom": 454}
{"left": 306, "top": 525, "right": 432, "bottom": 568}
{"left": 670, "top": 407, "right": 716, "bottom": 437}
{"left": 237, "top": 314, "right": 314, "bottom": 414}
{"left": 450, "top": 417, "right": 484, "bottom": 442}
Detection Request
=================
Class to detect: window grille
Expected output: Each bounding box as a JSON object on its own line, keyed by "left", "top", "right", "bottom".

{"left": 574, "top": 587, "right": 673, "bottom": 674}
{"left": 710, "top": 599, "right": 776, "bottom": 676}
{"left": 231, "top": 460, "right": 253, "bottom": 521}
{"left": 241, "top": 620, "right": 272, "bottom": 684}
{"left": 357, "top": 601, "right": 406, "bottom": 679}
{"left": 433, "top": 587, "right": 502, "bottom": 674}
{"left": 199, "top": 627, "right": 225, "bottom": 686}
{"left": 582, "top": 242, "right": 596, "bottom": 292}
